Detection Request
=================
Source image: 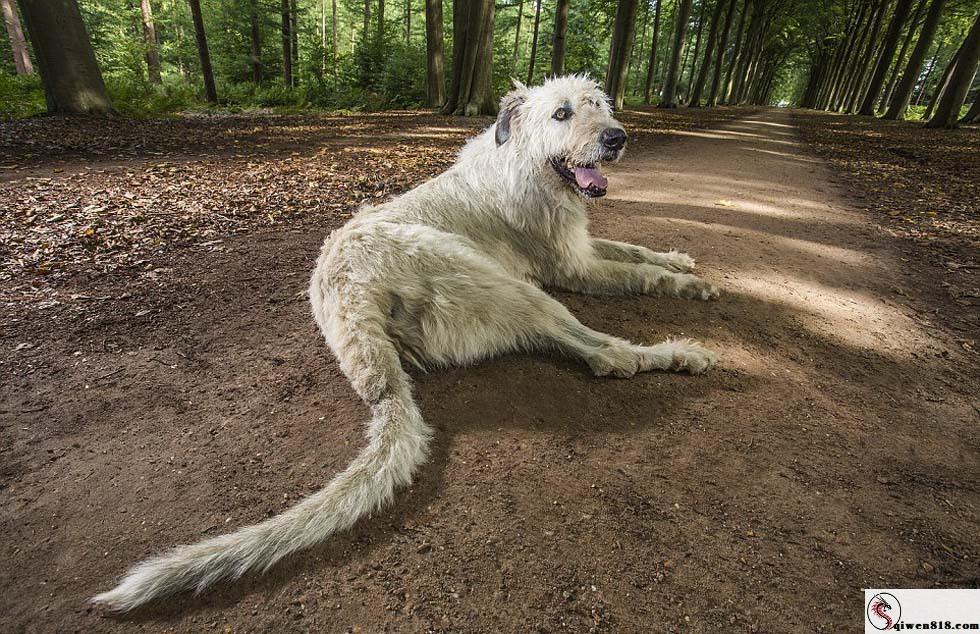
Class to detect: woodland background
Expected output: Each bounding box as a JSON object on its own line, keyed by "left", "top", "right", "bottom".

{"left": 2, "top": 0, "right": 979, "bottom": 127}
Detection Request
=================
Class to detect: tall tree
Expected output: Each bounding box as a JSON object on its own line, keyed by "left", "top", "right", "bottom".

{"left": 722, "top": 0, "right": 748, "bottom": 102}
{"left": 926, "top": 10, "right": 980, "bottom": 128}
{"left": 138, "top": 0, "right": 162, "bottom": 84}
{"left": 525, "top": 0, "right": 542, "bottom": 83}
{"left": 406, "top": 0, "right": 411, "bottom": 42}
{"left": 914, "top": 36, "right": 949, "bottom": 105}
{"left": 859, "top": 0, "right": 914, "bottom": 114}
{"left": 820, "top": 0, "right": 868, "bottom": 109}
{"left": 17, "top": 0, "right": 113, "bottom": 113}
{"left": 364, "top": 0, "right": 371, "bottom": 35}
{"left": 643, "top": 0, "right": 664, "bottom": 104}
{"left": 444, "top": 0, "right": 496, "bottom": 115}
{"left": 663, "top": 0, "right": 697, "bottom": 108}
{"left": 606, "top": 0, "right": 639, "bottom": 109}
{"left": 425, "top": 0, "right": 446, "bottom": 107}
{"left": 880, "top": 0, "right": 929, "bottom": 108}
{"left": 551, "top": 0, "right": 570, "bottom": 75}
{"left": 923, "top": 39, "right": 961, "bottom": 120}
{"left": 833, "top": 0, "right": 876, "bottom": 111}
{"left": 843, "top": 0, "right": 887, "bottom": 112}
{"left": 628, "top": 0, "right": 650, "bottom": 94}
{"left": 512, "top": 0, "right": 524, "bottom": 71}
{"left": 281, "top": 0, "right": 293, "bottom": 87}
{"left": 2, "top": 0, "right": 32, "bottom": 74}
{"left": 332, "top": 0, "right": 338, "bottom": 57}
{"left": 706, "top": 0, "right": 736, "bottom": 106}
{"left": 187, "top": 0, "right": 217, "bottom": 102}
{"left": 250, "top": 0, "right": 262, "bottom": 83}
{"left": 683, "top": 0, "right": 709, "bottom": 100}
{"left": 291, "top": 0, "right": 299, "bottom": 81}
{"left": 883, "top": 0, "right": 947, "bottom": 119}
{"left": 730, "top": 0, "right": 761, "bottom": 104}
{"left": 690, "top": 0, "right": 725, "bottom": 105}
{"left": 960, "top": 90, "right": 980, "bottom": 123}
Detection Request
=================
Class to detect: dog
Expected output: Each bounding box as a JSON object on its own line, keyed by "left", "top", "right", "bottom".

{"left": 92, "top": 75, "right": 718, "bottom": 611}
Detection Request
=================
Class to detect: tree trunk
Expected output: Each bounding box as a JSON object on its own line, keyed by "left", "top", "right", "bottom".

{"left": 833, "top": 0, "right": 875, "bottom": 111}
{"left": 2, "top": 0, "right": 32, "bottom": 74}
{"left": 250, "top": 0, "right": 262, "bottom": 83}
{"left": 690, "top": 0, "right": 725, "bottom": 105}
{"left": 800, "top": 40, "right": 827, "bottom": 108}
{"left": 281, "top": 0, "right": 293, "bottom": 86}
{"left": 643, "top": 0, "right": 663, "bottom": 104}
{"left": 923, "top": 39, "right": 960, "bottom": 119}
{"left": 185, "top": 0, "right": 217, "bottom": 101}
{"left": 659, "top": 0, "right": 692, "bottom": 107}
{"left": 730, "top": 0, "right": 761, "bottom": 104}
{"left": 443, "top": 0, "right": 496, "bottom": 116}
{"left": 844, "top": 0, "right": 887, "bottom": 112}
{"left": 883, "top": 0, "right": 946, "bottom": 119}
{"left": 332, "top": 0, "right": 338, "bottom": 56}
{"left": 364, "top": 0, "right": 370, "bottom": 36}
{"left": 425, "top": 0, "right": 445, "bottom": 107}
{"left": 406, "top": 0, "right": 411, "bottom": 42}
{"left": 737, "top": 14, "right": 765, "bottom": 103}
{"left": 551, "top": 0, "right": 569, "bottom": 76}
{"left": 629, "top": 0, "right": 649, "bottom": 94}
{"left": 959, "top": 90, "right": 980, "bottom": 123}
{"left": 859, "top": 0, "right": 913, "bottom": 114}
{"left": 913, "top": 37, "right": 945, "bottom": 105}
{"left": 525, "top": 0, "right": 541, "bottom": 84}
{"left": 291, "top": 0, "right": 299, "bottom": 83}
{"left": 512, "top": 0, "right": 523, "bottom": 71}
{"left": 377, "top": 0, "right": 385, "bottom": 41}
{"left": 682, "top": 0, "right": 708, "bottom": 102}
{"left": 880, "top": 0, "right": 928, "bottom": 108}
{"left": 705, "top": 0, "right": 735, "bottom": 106}
{"left": 17, "top": 0, "right": 112, "bottom": 113}
{"left": 926, "top": 10, "right": 980, "bottom": 128}
{"left": 605, "top": 0, "right": 639, "bottom": 109}
{"left": 722, "top": 0, "right": 748, "bottom": 102}
{"left": 137, "top": 0, "right": 162, "bottom": 84}
{"left": 822, "top": 1, "right": 867, "bottom": 109}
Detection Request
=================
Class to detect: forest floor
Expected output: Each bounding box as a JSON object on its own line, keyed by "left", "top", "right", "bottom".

{"left": 1, "top": 107, "right": 978, "bottom": 633}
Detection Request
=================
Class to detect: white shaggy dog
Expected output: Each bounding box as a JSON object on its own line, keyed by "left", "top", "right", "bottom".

{"left": 93, "top": 75, "right": 718, "bottom": 611}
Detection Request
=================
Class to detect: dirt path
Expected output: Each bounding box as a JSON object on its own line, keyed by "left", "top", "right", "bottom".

{"left": 2, "top": 110, "right": 977, "bottom": 633}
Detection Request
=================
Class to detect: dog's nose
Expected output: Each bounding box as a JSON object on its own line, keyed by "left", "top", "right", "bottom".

{"left": 600, "top": 128, "right": 628, "bottom": 151}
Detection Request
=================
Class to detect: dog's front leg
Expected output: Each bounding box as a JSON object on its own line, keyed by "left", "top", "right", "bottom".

{"left": 591, "top": 238, "right": 696, "bottom": 273}
{"left": 554, "top": 258, "right": 719, "bottom": 300}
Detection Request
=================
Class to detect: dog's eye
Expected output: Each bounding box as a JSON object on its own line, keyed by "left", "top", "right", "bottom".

{"left": 553, "top": 107, "right": 572, "bottom": 121}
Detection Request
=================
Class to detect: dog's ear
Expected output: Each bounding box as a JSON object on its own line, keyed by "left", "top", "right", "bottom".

{"left": 495, "top": 85, "right": 528, "bottom": 146}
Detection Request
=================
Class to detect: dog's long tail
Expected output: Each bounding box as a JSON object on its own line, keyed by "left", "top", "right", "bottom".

{"left": 92, "top": 293, "right": 432, "bottom": 612}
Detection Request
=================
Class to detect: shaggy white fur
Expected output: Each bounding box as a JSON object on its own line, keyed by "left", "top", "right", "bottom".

{"left": 92, "top": 75, "right": 718, "bottom": 611}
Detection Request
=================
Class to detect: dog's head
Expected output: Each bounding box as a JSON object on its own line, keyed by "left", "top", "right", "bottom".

{"left": 493, "top": 75, "right": 627, "bottom": 199}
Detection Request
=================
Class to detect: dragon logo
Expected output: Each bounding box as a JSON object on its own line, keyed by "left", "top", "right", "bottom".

{"left": 867, "top": 592, "right": 901, "bottom": 630}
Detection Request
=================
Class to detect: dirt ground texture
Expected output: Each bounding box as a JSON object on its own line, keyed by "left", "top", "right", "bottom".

{"left": 1, "top": 107, "right": 978, "bottom": 633}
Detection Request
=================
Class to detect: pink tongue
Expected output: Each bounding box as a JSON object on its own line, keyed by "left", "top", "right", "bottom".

{"left": 574, "top": 167, "right": 608, "bottom": 190}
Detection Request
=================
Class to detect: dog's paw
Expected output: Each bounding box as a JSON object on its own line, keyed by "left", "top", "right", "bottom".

{"left": 673, "top": 274, "right": 720, "bottom": 301}
{"left": 663, "top": 338, "right": 717, "bottom": 374}
{"left": 660, "top": 250, "right": 696, "bottom": 273}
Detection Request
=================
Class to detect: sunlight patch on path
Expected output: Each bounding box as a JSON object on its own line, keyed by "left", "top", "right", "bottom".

{"left": 730, "top": 277, "right": 927, "bottom": 356}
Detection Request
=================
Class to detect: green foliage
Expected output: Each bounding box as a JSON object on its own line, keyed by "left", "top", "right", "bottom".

{"left": 0, "top": 73, "right": 46, "bottom": 119}
{"left": 21, "top": 0, "right": 976, "bottom": 117}
{"left": 104, "top": 77, "right": 201, "bottom": 116}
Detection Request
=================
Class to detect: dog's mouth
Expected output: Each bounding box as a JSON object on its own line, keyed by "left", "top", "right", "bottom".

{"left": 550, "top": 158, "right": 608, "bottom": 198}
